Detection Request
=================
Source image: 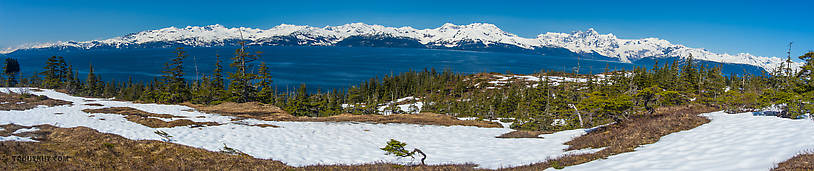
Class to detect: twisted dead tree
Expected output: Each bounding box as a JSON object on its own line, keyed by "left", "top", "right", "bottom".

{"left": 411, "top": 148, "right": 427, "bottom": 165}
{"left": 382, "top": 139, "right": 427, "bottom": 165}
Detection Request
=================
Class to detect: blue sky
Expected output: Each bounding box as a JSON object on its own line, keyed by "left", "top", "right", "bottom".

{"left": 1, "top": 0, "right": 812, "bottom": 58}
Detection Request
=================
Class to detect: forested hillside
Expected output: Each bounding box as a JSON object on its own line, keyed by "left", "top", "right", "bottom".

{"left": 4, "top": 44, "right": 812, "bottom": 131}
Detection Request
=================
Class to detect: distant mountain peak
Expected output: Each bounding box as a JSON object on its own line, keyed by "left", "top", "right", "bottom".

{"left": 584, "top": 28, "right": 599, "bottom": 35}
{"left": 440, "top": 23, "right": 458, "bottom": 28}
{"left": 2, "top": 23, "right": 801, "bottom": 71}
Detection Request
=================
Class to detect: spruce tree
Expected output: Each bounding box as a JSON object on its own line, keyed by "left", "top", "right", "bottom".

{"left": 790, "top": 51, "right": 814, "bottom": 118}
{"left": 191, "top": 75, "right": 214, "bottom": 104}
{"left": 57, "top": 56, "right": 68, "bottom": 84}
{"left": 64, "top": 65, "right": 78, "bottom": 93}
{"left": 680, "top": 54, "right": 700, "bottom": 94}
{"left": 211, "top": 54, "right": 226, "bottom": 102}
{"left": 227, "top": 42, "right": 260, "bottom": 102}
{"left": 4, "top": 58, "right": 20, "bottom": 87}
{"left": 40, "top": 56, "right": 61, "bottom": 88}
{"left": 796, "top": 52, "right": 814, "bottom": 91}
{"left": 159, "top": 47, "right": 190, "bottom": 104}
{"left": 285, "top": 84, "right": 310, "bottom": 116}
{"left": 140, "top": 79, "right": 158, "bottom": 103}
{"left": 257, "top": 62, "right": 274, "bottom": 103}
{"left": 103, "top": 80, "right": 117, "bottom": 98}
{"left": 86, "top": 64, "right": 98, "bottom": 96}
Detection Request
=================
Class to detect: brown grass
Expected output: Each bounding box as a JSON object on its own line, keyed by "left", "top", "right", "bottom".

{"left": 495, "top": 130, "right": 553, "bottom": 138}
{"left": 253, "top": 124, "right": 280, "bottom": 128}
{"left": 290, "top": 113, "right": 502, "bottom": 128}
{"left": 0, "top": 124, "right": 30, "bottom": 136}
{"left": 300, "top": 163, "right": 480, "bottom": 170}
{"left": 500, "top": 104, "right": 718, "bottom": 170}
{"left": 123, "top": 116, "right": 220, "bottom": 128}
{"left": 83, "top": 107, "right": 220, "bottom": 128}
{"left": 0, "top": 124, "right": 293, "bottom": 170}
{"left": 183, "top": 102, "right": 290, "bottom": 117}
{"left": 185, "top": 102, "right": 502, "bottom": 128}
{"left": 0, "top": 124, "right": 482, "bottom": 170}
{"left": 0, "top": 92, "right": 72, "bottom": 111}
{"left": 773, "top": 151, "right": 814, "bottom": 171}
{"left": 84, "top": 103, "right": 104, "bottom": 106}
{"left": 83, "top": 107, "right": 178, "bottom": 118}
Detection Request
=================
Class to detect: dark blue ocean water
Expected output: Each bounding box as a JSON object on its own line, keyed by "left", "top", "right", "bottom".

{"left": 8, "top": 46, "right": 645, "bottom": 90}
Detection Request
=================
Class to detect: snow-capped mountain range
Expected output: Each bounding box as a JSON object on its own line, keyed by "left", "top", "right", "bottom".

{"left": 1, "top": 23, "right": 799, "bottom": 71}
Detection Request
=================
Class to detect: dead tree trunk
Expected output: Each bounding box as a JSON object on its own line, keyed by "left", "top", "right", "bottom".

{"left": 411, "top": 148, "right": 426, "bottom": 165}
{"left": 569, "top": 104, "right": 584, "bottom": 127}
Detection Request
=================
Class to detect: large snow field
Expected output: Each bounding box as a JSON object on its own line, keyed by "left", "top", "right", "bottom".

{"left": 0, "top": 88, "right": 594, "bottom": 169}
{"left": 3, "top": 88, "right": 812, "bottom": 170}
{"left": 557, "top": 111, "right": 814, "bottom": 171}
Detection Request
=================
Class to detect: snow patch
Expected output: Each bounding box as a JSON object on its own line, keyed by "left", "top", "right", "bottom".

{"left": 0, "top": 135, "right": 38, "bottom": 142}
{"left": 12, "top": 127, "right": 39, "bottom": 134}
{"left": 557, "top": 112, "right": 814, "bottom": 171}
{"left": 0, "top": 88, "right": 588, "bottom": 169}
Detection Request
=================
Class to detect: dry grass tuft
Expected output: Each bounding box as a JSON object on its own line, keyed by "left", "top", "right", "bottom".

{"left": 773, "top": 150, "right": 814, "bottom": 171}
{"left": 83, "top": 107, "right": 220, "bottom": 128}
{"left": 0, "top": 92, "right": 72, "bottom": 111}
{"left": 500, "top": 104, "right": 718, "bottom": 170}
{"left": 253, "top": 124, "right": 280, "bottom": 128}
{"left": 565, "top": 104, "right": 716, "bottom": 151}
{"left": 292, "top": 113, "right": 503, "bottom": 128}
{"left": 186, "top": 102, "right": 502, "bottom": 128}
{"left": 183, "top": 102, "right": 290, "bottom": 117}
{"left": 300, "top": 162, "right": 480, "bottom": 170}
{"left": 122, "top": 116, "right": 220, "bottom": 128}
{"left": 496, "top": 130, "right": 553, "bottom": 138}
{"left": 0, "top": 124, "right": 31, "bottom": 136}
{"left": 0, "top": 124, "right": 483, "bottom": 170}
{"left": 83, "top": 107, "right": 178, "bottom": 118}
{"left": 84, "top": 103, "right": 104, "bottom": 106}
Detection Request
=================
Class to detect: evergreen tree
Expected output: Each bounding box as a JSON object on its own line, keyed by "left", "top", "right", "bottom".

{"left": 789, "top": 51, "right": 814, "bottom": 118}
{"left": 4, "top": 58, "right": 20, "bottom": 87}
{"left": 227, "top": 42, "right": 260, "bottom": 102}
{"left": 191, "top": 75, "right": 215, "bottom": 104}
{"left": 211, "top": 54, "right": 226, "bottom": 102}
{"left": 85, "top": 64, "right": 98, "bottom": 96}
{"left": 796, "top": 51, "right": 814, "bottom": 92}
{"left": 680, "top": 54, "right": 699, "bottom": 94}
{"left": 159, "top": 47, "right": 190, "bottom": 104}
{"left": 0, "top": 68, "right": 4, "bottom": 87}
{"left": 257, "top": 62, "right": 274, "bottom": 103}
{"left": 64, "top": 65, "right": 78, "bottom": 93}
{"left": 103, "top": 80, "right": 117, "bottom": 97}
{"left": 139, "top": 79, "right": 159, "bottom": 103}
{"left": 57, "top": 56, "right": 68, "bottom": 85}
{"left": 635, "top": 85, "right": 661, "bottom": 114}
{"left": 285, "top": 84, "right": 311, "bottom": 116}
{"left": 40, "top": 56, "right": 61, "bottom": 88}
